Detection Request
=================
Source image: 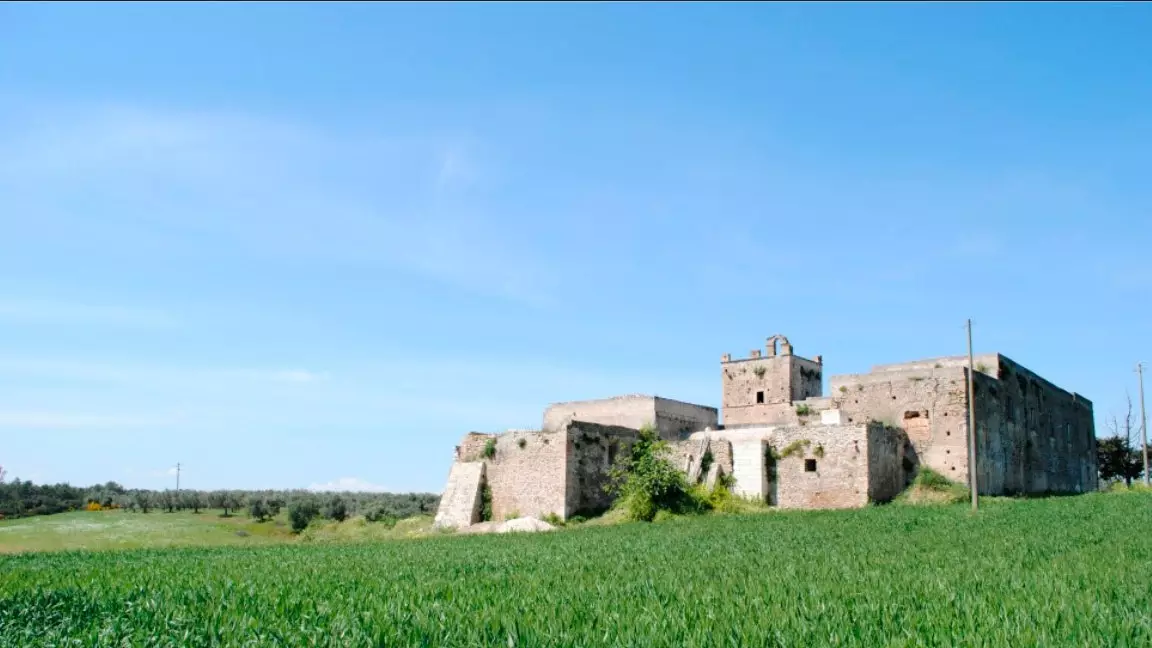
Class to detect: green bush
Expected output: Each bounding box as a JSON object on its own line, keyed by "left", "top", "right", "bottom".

{"left": 606, "top": 425, "right": 704, "bottom": 522}
{"left": 322, "top": 496, "right": 348, "bottom": 523}
{"left": 915, "top": 467, "right": 955, "bottom": 492}
{"left": 482, "top": 438, "right": 497, "bottom": 459}
{"left": 364, "top": 505, "right": 399, "bottom": 527}
{"left": 288, "top": 499, "right": 320, "bottom": 533}
{"left": 479, "top": 481, "right": 493, "bottom": 522}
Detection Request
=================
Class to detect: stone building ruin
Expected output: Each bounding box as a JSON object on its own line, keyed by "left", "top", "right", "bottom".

{"left": 433, "top": 335, "right": 1098, "bottom": 529}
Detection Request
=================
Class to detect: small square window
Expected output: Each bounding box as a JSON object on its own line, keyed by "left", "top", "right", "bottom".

{"left": 756, "top": 391, "right": 764, "bottom": 404}
{"left": 804, "top": 459, "right": 817, "bottom": 472}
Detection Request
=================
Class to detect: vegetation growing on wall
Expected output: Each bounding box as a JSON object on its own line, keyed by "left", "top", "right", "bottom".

{"left": 479, "top": 481, "right": 493, "bottom": 523}
{"left": 795, "top": 404, "right": 812, "bottom": 416}
{"left": 606, "top": 424, "right": 707, "bottom": 522}
{"left": 699, "top": 448, "right": 714, "bottom": 478}
{"left": 777, "top": 439, "right": 811, "bottom": 459}
{"left": 482, "top": 438, "right": 497, "bottom": 459}
{"left": 753, "top": 365, "right": 767, "bottom": 378}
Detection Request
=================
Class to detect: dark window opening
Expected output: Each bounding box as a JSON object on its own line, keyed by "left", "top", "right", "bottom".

{"left": 756, "top": 391, "right": 765, "bottom": 404}
{"left": 903, "top": 411, "right": 922, "bottom": 420}
{"left": 607, "top": 443, "right": 618, "bottom": 466}
{"left": 804, "top": 459, "right": 817, "bottom": 472}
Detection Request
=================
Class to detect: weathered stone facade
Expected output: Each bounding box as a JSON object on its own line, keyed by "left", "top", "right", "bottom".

{"left": 720, "top": 335, "right": 823, "bottom": 427}
{"left": 433, "top": 333, "right": 1097, "bottom": 528}
{"left": 435, "top": 421, "right": 641, "bottom": 528}
{"left": 669, "top": 422, "right": 905, "bottom": 509}
{"left": 826, "top": 353, "right": 1096, "bottom": 494}
{"left": 543, "top": 394, "right": 717, "bottom": 441}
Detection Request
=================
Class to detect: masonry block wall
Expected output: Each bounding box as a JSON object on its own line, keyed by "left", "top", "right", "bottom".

{"left": 829, "top": 367, "right": 972, "bottom": 483}
{"left": 721, "top": 335, "right": 823, "bottom": 427}
{"left": 459, "top": 430, "right": 568, "bottom": 522}
{"left": 768, "top": 424, "right": 872, "bottom": 509}
{"left": 867, "top": 422, "right": 906, "bottom": 503}
{"left": 543, "top": 395, "right": 716, "bottom": 441}
{"left": 970, "top": 356, "right": 1096, "bottom": 495}
{"left": 669, "top": 436, "right": 734, "bottom": 483}
{"left": 653, "top": 396, "right": 720, "bottom": 439}
{"left": 683, "top": 423, "right": 889, "bottom": 509}
{"left": 451, "top": 422, "right": 642, "bottom": 522}
{"left": 829, "top": 352, "right": 1097, "bottom": 495}
{"left": 565, "top": 422, "right": 640, "bottom": 518}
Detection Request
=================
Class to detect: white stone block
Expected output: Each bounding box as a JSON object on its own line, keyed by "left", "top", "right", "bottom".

{"left": 821, "top": 409, "right": 845, "bottom": 425}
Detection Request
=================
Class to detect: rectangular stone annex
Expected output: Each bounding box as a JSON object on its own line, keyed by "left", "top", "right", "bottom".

{"left": 433, "top": 333, "right": 1097, "bottom": 529}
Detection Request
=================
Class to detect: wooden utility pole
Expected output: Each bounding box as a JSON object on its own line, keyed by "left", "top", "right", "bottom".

{"left": 1138, "top": 363, "right": 1148, "bottom": 487}
{"left": 966, "top": 319, "right": 979, "bottom": 511}
{"left": 175, "top": 463, "right": 181, "bottom": 492}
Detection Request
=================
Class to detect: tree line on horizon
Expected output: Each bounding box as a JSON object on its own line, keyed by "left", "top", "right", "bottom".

{"left": 0, "top": 478, "right": 440, "bottom": 525}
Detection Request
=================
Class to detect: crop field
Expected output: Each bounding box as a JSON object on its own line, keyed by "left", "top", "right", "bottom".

{"left": 2, "top": 492, "right": 1151, "bottom": 647}
{"left": 0, "top": 510, "right": 297, "bottom": 554}
{"left": 0, "top": 510, "right": 437, "bottom": 554}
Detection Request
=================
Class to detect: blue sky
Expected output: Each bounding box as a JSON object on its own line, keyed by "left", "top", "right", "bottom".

{"left": 1, "top": 4, "right": 1150, "bottom": 493}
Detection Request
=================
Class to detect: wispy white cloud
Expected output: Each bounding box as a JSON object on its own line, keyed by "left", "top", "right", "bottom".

{"left": 308, "top": 477, "right": 391, "bottom": 493}
{"left": 0, "top": 298, "right": 177, "bottom": 328}
{"left": 0, "top": 104, "right": 556, "bottom": 308}
{"left": 0, "top": 410, "right": 178, "bottom": 430}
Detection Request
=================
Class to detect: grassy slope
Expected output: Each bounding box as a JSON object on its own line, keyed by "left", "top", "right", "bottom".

{"left": 0, "top": 510, "right": 297, "bottom": 553}
{"left": 0, "top": 510, "right": 441, "bottom": 554}
{"left": 2, "top": 492, "right": 1151, "bottom": 646}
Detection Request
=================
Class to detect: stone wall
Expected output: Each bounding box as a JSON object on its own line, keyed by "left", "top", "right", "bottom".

{"left": 653, "top": 396, "right": 719, "bottom": 440}
{"left": 448, "top": 421, "right": 643, "bottom": 523}
{"left": 971, "top": 356, "right": 1096, "bottom": 495}
{"left": 830, "top": 367, "right": 971, "bottom": 483}
{"left": 768, "top": 424, "right": 871, "bottom": 509}
{"left": 432, "top": 461, "right": 486, "bottom": 529}
{"left": 542, "top": 394, "right": 715, "bottom": 441}
{"left": 791, "top": 355, "right": 824, "bottom": 402}
{"left": 829, "top": 353, "right": 1097, "bottom": 495}
{"left": 543, "top": 395, "right": 655, "bottom": 433}
{"left": 720, "top": 336, "right": 823, "bottom": 427}
{"left": 867, "top": 422, "right": 906, "bottom": 503}
{"left": 683, "top": 423, "right": 881, "bottom": 509}
{"left": 565, "top": 422, "right": 640, "bottom": 517}
{"left": 471, "top": 429, "right": 569, "bottom": 522}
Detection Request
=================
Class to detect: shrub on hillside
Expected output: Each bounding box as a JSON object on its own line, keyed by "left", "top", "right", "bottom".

{"left": 289, "top": 498, "right": 321, "bottom": 533}
{"left": 322, "top": 496, "right": 348, "bottom": 523}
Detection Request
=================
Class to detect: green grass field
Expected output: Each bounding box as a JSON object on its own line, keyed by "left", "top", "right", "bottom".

{"left": 2, "top": 492, "right": 1151, "bottom": 647}
{"left": 0, "top": 509, "right": 439, "bottom": 554}
{"left": 0, "top": 510, "right": 296, "bottom": 553}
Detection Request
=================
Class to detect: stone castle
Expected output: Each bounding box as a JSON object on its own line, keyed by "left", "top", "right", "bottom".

{"left": 433, "top": 335, "right": 1098, "bottom": 529}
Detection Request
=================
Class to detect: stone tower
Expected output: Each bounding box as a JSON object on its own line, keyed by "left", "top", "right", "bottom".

{"left": 720, "top": 334, "right": 823, "bottom": 426}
